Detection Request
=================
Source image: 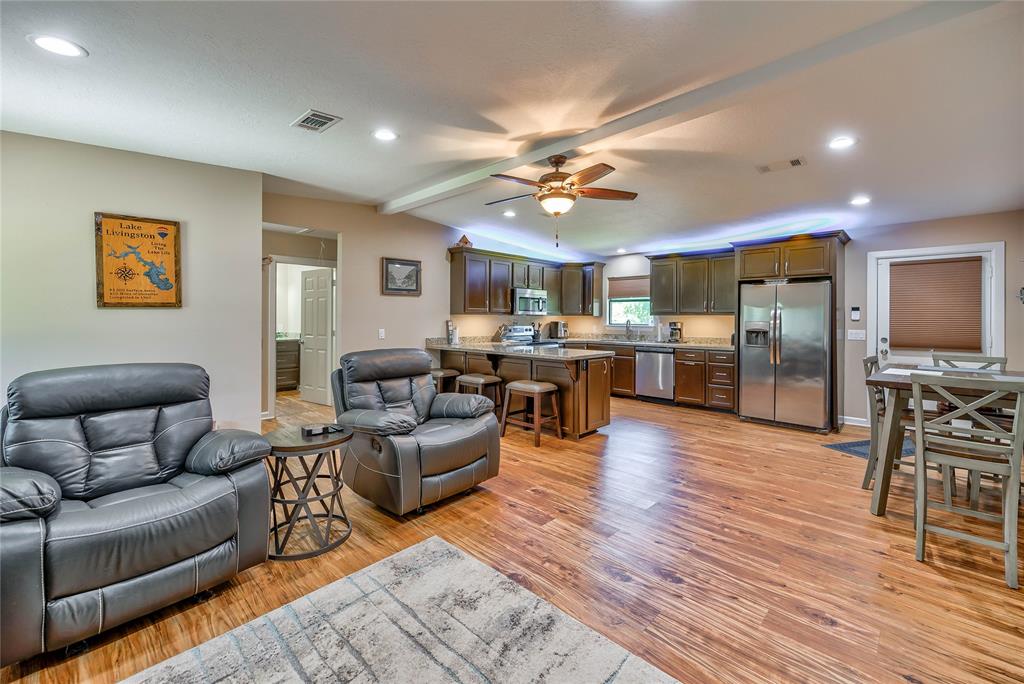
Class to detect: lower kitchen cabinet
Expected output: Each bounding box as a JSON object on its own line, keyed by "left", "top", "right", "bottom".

{"left": 585, "top": 357, "right": 612, "bottom": 431}
{"left": 674, "top": 359, "right": 705, "bottom": 405}
{"left": 587, "top": 343, "right": 635, "bottom": 397}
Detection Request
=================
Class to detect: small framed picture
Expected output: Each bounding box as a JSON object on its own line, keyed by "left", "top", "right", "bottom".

{"left": 381, "top": 257, "right": 422, "bottom": 296}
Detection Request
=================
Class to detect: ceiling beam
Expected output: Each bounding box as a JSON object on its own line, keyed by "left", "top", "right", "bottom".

{"left": 377, "top": 1, "right": 996, "bottom": 215}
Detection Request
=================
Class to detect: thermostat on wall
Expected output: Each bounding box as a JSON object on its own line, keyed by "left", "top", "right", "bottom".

{"left": 850, "top": 306, "right": 861, "bottom": 322}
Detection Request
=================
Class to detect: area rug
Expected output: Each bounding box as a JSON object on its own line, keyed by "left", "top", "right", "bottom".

{"left": 823, "top": 436, "right": 915, "bottom": 459}
{"left": 124, "top": 536, "right": 676, "bottom": 683}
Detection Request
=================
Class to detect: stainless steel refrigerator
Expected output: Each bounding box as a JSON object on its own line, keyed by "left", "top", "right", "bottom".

{"left": 739, "top": 281, "right": 831, "bottom": 430}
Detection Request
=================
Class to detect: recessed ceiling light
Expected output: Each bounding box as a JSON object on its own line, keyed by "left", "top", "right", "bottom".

{"left": 828, "top": 135, "right": 857, "bottom": 150}
{"left": 27, "top": 34, "right": 88, "bottom": 57}
{"left": 372, "top": 128, "right": 398, "bottom": 141}
{"left": 849, "top": 194, "right": 871, "bottom": 206}
{"left": 502, "top": 210, "right": 516, "bottom": 218}
{"left": 617, "top": 248, "right": 627, "bottom": 254}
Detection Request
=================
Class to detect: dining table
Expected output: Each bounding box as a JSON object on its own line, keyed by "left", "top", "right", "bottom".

{"left": 864, "top": 363, "right": 1024, "bottom": 515}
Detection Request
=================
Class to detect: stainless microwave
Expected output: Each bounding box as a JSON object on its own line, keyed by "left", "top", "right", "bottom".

{"left": 512, "top": 288, "right": 548, "bottom": 316}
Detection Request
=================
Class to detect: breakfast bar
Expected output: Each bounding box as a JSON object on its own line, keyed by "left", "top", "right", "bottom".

{"left": 426, "top": 342, "right": 613, "bottom": 440}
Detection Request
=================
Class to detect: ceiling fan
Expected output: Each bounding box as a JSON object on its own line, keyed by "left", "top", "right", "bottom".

{"left": 487, "top": 154, "right": 637, "bottom": 217}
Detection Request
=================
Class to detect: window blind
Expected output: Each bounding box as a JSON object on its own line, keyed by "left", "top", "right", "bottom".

{"left": 889, "top": 256, "right": 982, "bottom": 352}
{"left": 607, "top": 276, "right": 649, "bottom": 299}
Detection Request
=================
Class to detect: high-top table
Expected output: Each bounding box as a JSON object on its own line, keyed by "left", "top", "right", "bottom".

{"left": 864, "top": 364, "right": 1024, "bottom": 516}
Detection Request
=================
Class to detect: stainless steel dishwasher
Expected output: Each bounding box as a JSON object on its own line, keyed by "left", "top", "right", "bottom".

{"left": 635, "top": 347, "right": 674, "bottom": 399}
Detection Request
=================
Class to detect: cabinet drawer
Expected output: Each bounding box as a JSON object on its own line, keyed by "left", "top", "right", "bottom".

{"left": 707, "top": 364, "right": 735, "bottom": 386}
{"left": 707, "top": 386, "right": 735, "bottom": 409}
{"left": 707, "top": 351, "right": 735, "bottom": 364}
{"left": 674, "top": 349, "right": 706, "bottom": 362}
{"left": 563, "top": 342, "right": 588, "bottom": 349}
{"left": 276, "top": 350, "right": 299, "bottom": 370}
{"left": 588, "top": 343, "right": 634, "bottom": 356}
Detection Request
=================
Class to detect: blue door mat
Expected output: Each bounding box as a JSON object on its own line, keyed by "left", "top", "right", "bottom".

{"left": 823, "top": 437, "right": 915, "bottom": 459}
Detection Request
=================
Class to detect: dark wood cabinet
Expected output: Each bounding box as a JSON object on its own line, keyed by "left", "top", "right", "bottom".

{"left": 585, "top": 357, "right": 612, "bottom": 431}
{"left": 674, "top": 360, "right": 705, "bottom": 405}
{"left": 737, "top": 246, "right": 781, "bottom": 280}
{"left": 649, "top": 258, "right": 677, "bottom": 314}
{"left": 588, "top": 344, "right": 635, "bottom": 397}
{"left": 489, "top": 259, "right": 513, "bottom": 314}
{"left": 528, "top": 264, "right": 544, "bottom": 290}
{"left": 782, "top": 239, "right": 831, "bottom": 277}
{"left": 582, "top": 265, "right": 598, "bottom": 316}
{"left": 462, "top": 253, "right": 490, "bottom": 313}
{"left": 561, "top": 267, "right": 584, "bottom": 315}
{"left": 275, "top": 339, "right": 300, "bottom": 391}
{"left": 678, "top": 258, "right": 710, "bottom": 313}
{"left": 543, "top": 267, "right": 561, "bottom": 314}
{"left": 512, "top": 261, "right": 529, "bottom": 289}
{"left": 709, "top": 256, "right": 737, "bottom": 313}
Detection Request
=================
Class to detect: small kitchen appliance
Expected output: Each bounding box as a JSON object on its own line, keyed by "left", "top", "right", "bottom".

{"left": 549, "top": 321, "right": 569, "bottom": 339}
{"left": 668, "top": 322, "right": 682, "bottom": 343}
{"left": 511, "top": 288, "right": 548, "bottom": 316}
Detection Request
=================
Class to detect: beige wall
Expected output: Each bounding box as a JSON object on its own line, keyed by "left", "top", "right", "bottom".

{"left": 0, "top": 133, "right": 263, "bottom": 429}
{"left": 262, "top": 193, "right": 459, "bottom": 355}
{"left": 842, "top": 210, "right": 1024, "bottom": 422}
{"left": 259, "top": 230, "right": 338, "bottom": 413}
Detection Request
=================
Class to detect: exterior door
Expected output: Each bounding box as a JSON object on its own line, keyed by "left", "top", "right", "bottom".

{"left": 299, "top": 268, "right": 334, "bottom": 405}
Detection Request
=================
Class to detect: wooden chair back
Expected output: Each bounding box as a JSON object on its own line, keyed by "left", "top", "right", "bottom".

{"left": 863, "top": 355, "right": 885, "bottom": 413}
{"left": 932, "top": 352, "right": 1007, "bottom": 371}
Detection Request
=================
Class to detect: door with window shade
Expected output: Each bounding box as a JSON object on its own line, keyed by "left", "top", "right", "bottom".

{"left": 876, "top": 255, "right": 985, "bottom": 365}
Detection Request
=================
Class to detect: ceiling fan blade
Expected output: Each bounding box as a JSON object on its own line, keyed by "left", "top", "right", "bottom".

{"left": 577, "top": 187, "right": 637, "bottom": 201}
{"left": 491, "top": 173, "right": 546, "bottom": 188}
{"left": 484, "top": 192, "right": 536, "bottom": 206}
{"left": 565, "top": 163, "right": 614, "bottom": 187}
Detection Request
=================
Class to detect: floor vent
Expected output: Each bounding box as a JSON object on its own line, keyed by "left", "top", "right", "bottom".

{"left": 291, "top": 109, "right": 342, "bottom": 132}
{"left": 757, "top": 157, "right": 808, "bottom": 174}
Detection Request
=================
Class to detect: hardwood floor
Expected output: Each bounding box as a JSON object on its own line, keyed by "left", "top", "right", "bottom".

{"left": 5, "top": 396, "right": 1023, "bottom": 683}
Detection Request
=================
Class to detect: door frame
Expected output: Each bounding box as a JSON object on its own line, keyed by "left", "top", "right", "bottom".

{"left": 265, "top": 254, "right": 338, "bottom": 419}
{"left": 865, "top": 241, "right": 1005, "bottom": 362}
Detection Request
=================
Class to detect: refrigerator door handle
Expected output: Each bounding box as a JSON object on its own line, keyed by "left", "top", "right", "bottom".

{"left": 768, "top": 307, "right": 776, "bottom": 366}
{"left": 775, "top": 305, "right": 782, "bottom": 366}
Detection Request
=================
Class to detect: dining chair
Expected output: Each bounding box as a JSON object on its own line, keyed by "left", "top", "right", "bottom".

{"left": 932, "top": 352, "right": 1008, "bottom": 371}
{"left": 910, "top": 373, "right": 1022, "bottom": 588}
{"left": 862, "top": 356, "right": 951, "bottom": 502}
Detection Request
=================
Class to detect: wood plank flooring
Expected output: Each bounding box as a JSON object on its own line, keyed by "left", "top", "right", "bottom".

{"left": 4, "top": 395, "right": 1022, "bottom": 683}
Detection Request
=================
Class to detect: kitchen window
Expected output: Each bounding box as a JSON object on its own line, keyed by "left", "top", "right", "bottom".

{"left": 607, "top": 276, "right": 653, "bottom": 326}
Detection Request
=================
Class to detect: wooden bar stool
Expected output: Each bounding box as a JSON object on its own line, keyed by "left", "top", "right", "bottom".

{"left": 430, "top": 368, "right": 459, "bottom": 393}
{"left": 500, "top": 380, "right": 561, "bottom": 447}
{"left": 455, "top": 373, "right": 503, "bottom": 413}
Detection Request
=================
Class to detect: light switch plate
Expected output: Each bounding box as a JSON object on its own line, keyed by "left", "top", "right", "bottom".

{"left": 848, "top": 329, "right": 867, "bottom": 341}
{"left": 378, "top": 328, "right": 386, "bottom": 340}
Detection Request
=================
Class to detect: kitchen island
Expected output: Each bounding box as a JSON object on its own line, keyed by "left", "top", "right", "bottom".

{"left": 426, "top": 342, "right": 613, "bottom": 440}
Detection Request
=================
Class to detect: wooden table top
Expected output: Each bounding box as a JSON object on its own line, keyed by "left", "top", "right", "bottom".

{"left": 263, "top": 424, "right": 352, "bottom": 453}
{"left": 866, "top": 363, "right": 1024, "bottom": 390}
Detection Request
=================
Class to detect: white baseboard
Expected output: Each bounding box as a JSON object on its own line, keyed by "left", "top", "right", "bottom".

{"left": 841, "top": 415, "right": 869, "bottom": 427}
{"left": 260, "top": 410, "right": 274, "bottom": 420}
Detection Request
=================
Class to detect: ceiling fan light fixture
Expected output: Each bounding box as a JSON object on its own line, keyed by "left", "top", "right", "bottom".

{"left": 538, "top": 190, "right": 576, "bottom": 216}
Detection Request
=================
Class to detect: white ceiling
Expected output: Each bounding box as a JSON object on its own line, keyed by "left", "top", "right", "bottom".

{"left": 3, "top": 1, "right": 1022, "bottom": 259}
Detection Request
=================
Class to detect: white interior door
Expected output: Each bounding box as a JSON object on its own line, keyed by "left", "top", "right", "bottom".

{"left": 299, "top": 268, "right": 334, "bottom": 405}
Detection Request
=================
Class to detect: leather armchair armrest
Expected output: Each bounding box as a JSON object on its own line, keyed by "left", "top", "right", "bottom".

{"left": 429, "top": 393, "right": 494, "bottom": 419}
{"left": 0, "top": 467, "right": 61, "bottom": 522}
{"left": 185, "top": 429, "right": 271, "bottom": 475}
{"left": 337, "top": 409, "right": 417, "bottom": 435}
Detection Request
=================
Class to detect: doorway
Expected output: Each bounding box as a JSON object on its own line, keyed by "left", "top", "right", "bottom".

{"left": 266, "top": 255, "right": 337, "bottom": 419}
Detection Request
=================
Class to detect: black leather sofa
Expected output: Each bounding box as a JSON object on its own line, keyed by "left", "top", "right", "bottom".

{"left": 332, "top": 348, "right": 500, "bottom": 515}
{"left": 0, "top": 363, "right": 271, "bottom": 666}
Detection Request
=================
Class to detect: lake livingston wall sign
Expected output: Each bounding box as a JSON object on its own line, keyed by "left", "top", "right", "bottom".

{"left": 95, "top": 212, "right": 181, "bottom": 308}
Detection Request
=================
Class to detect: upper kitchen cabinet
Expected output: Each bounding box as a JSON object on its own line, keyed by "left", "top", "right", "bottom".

{"left": 733, "top": 231, "right": 849, "bottom": 280}
{"left": 709, "top": 255, "right": 737, "bottom": 313}
{"left": 649, "top": 258, "right": 677, "bottom": 314}
{"left": 449, "top": 247, "right": 601, "bottom": 315}
{"left": 648, "top": 250, "right": 735, "bottom": 315}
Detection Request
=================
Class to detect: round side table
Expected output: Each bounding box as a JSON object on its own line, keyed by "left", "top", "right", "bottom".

{"left": 263, "top": 426, "right": 353, "bottom": 560}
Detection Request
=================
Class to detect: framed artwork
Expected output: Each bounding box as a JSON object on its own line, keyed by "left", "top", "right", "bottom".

{"left": 95, "top": 212, "right": 181, "bottom": 308}
{"left": 381, "top": 257, "right": 421, "bottom": 296}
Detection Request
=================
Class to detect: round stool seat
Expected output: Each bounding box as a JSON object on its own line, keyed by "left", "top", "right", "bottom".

{"left": 506, "top": 380, "right": 558, "bottom": 394}
{"left": 456, "top": 373, "right": 501, "bottom": 386}
{"left": 431, "top": 368, "right": 459, "bottom": 380}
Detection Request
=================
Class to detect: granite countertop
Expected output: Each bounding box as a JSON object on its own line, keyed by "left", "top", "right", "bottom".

{"left": 426, "top": 341, "right": 614, "bottom": 361}
{"left": 560, "top": 338, "right": 735, "bottom": 351}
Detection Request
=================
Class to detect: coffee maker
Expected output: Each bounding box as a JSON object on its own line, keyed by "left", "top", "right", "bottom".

{"left": 549, "top": 321, "right": 569, "bottom": 339}
{"left": 668, "top": 321, "right": 682, "bottom": 343}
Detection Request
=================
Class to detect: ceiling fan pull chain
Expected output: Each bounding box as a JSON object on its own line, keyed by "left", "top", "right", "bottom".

{"left": 554, "top": 215, "right": 559, "bottom": 248}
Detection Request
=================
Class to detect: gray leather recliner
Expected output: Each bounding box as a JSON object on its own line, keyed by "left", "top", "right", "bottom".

{"left": 0, "top": 363, "right": 271, "bottom": 667}
{"left": 332, "top": 348, "right": 500, "bottom": 515}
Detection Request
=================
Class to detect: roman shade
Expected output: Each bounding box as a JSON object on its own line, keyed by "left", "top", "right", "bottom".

{"left": 608, "top": 276, "right": 650, "bottom": 299}
{"left": 889, "top": 256, "right": 982, "bottom": 352}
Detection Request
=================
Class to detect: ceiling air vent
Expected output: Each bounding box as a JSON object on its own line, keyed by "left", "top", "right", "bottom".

{"left": 290, "top": 109, "right": 342, "bottom": 132}
{"left": 756, "top": 157, "right": 808, "bottom": 174}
